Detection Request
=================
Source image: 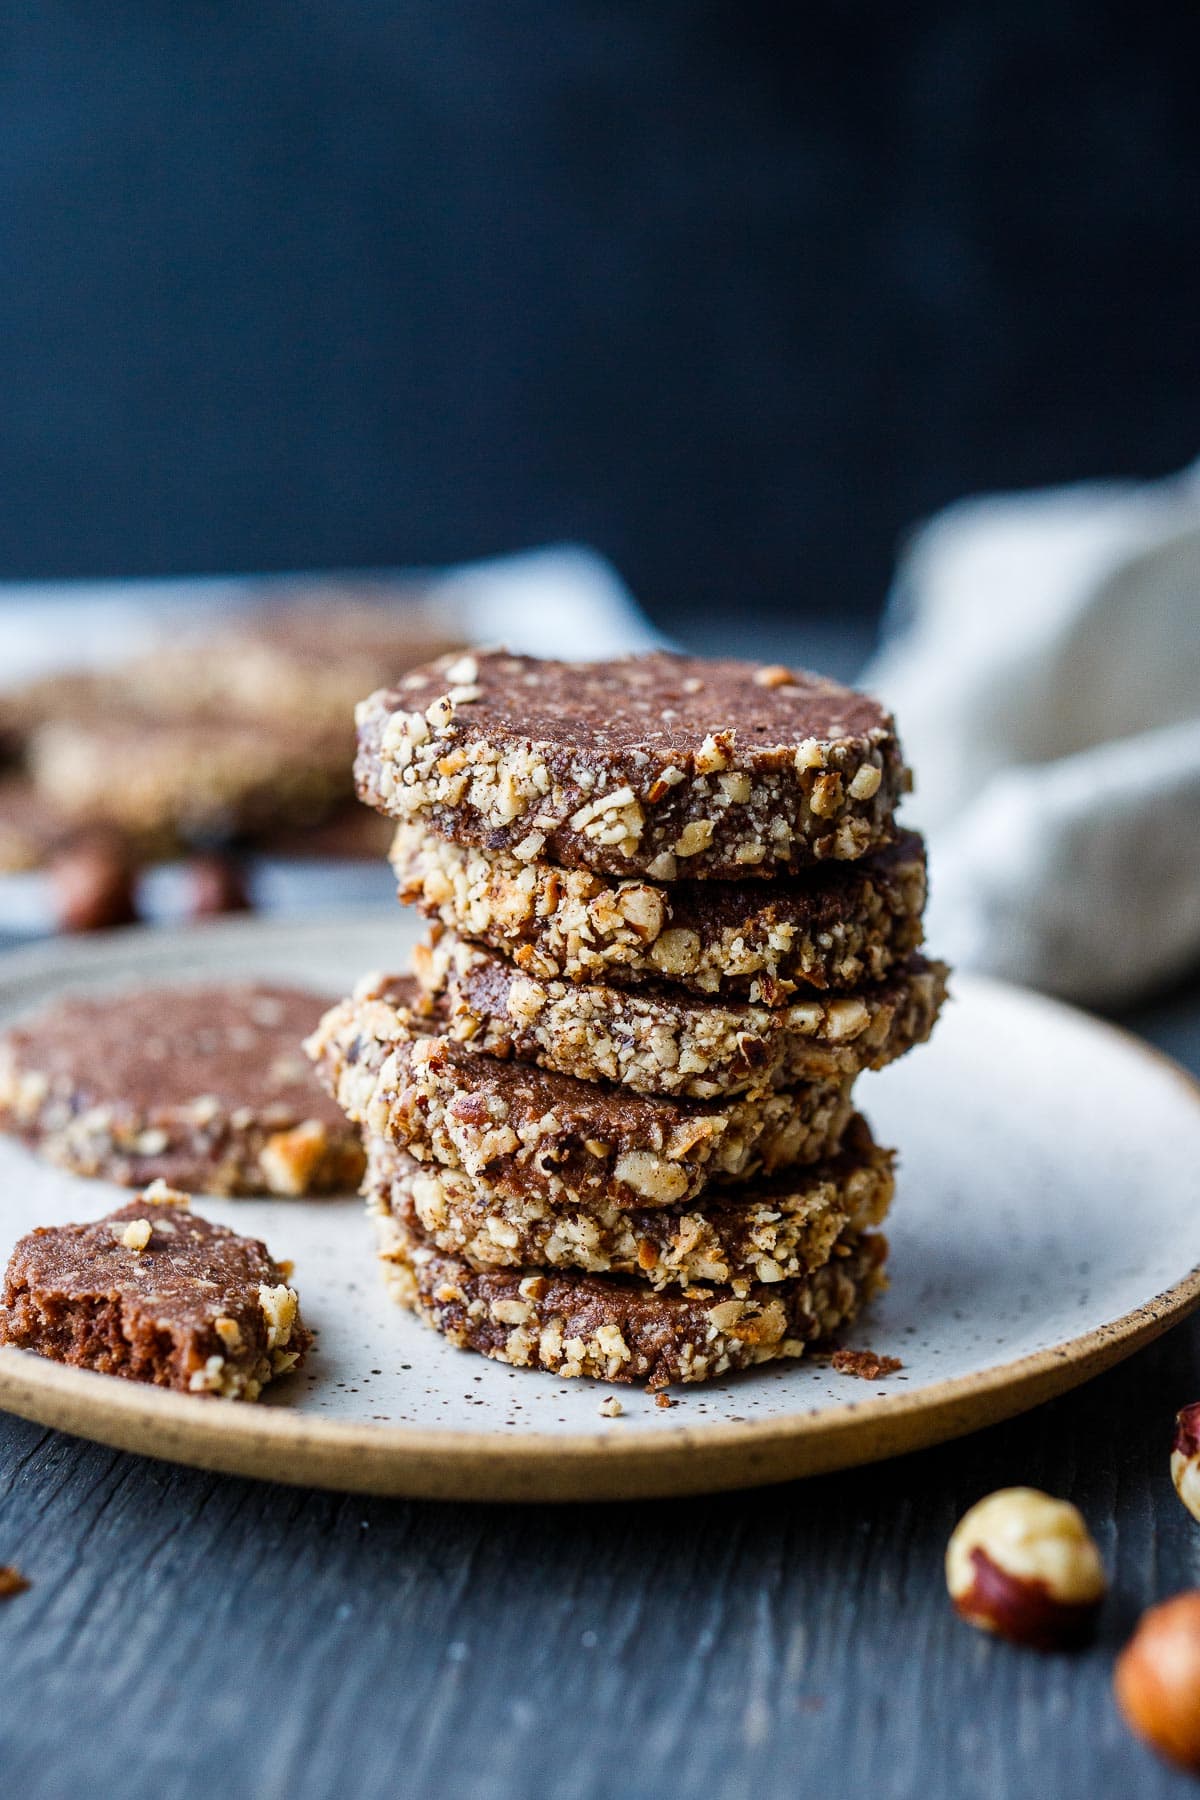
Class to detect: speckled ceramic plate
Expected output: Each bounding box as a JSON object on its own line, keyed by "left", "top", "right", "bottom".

{"left": 0, "top": 915, "right": 1198, "bottom": 1502}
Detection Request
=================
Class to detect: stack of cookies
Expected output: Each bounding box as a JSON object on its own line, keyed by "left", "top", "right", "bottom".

{"left": 308, "top": 650, "right": 947, "bottom": 1392}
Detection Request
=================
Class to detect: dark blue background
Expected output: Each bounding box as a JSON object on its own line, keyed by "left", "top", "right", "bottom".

{"left": 1, "top": 2, "right": 1197, "bottom": 625}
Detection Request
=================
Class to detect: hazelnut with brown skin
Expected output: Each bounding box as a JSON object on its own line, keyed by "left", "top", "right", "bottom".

{"left": 49, "top": 833, "right": 139, "bottom": 933}
{"left": 945, "top": 1487, "right": 1106, "bottom": 1649}
{"left": 1170, "top": 1403, "right": 1200, "bottom": 1522}
{"left": 1115, "top": 1592, "right": 1200, "bottom": 1771}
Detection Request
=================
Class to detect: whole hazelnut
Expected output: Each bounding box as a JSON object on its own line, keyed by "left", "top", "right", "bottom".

{"left": 1170, "top": 1403, "right": 1200, "bottom": 1521}
{"left": 49, "top": 833, "right": 139, "bottom": 933}
{"left": 1115, "top": 1592, "right": 1200, "bottom": 1770}
{"left": 945, "top": 1487, "right": 1106, "bottom": 1648}
{"left": 185, "top": 852, "right": 252, "bottom": 919}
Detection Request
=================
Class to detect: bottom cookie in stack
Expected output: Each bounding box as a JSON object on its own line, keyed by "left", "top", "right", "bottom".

{"left": 360, "top": 1113, "right": 893, "bottom": 1390}
{"left": 369, "top": 1202, "right": 888, "bottom": 1391}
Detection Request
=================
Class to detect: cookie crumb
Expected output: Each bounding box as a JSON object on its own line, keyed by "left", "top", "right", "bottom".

{"left": 655, "top": 1392, "right": 674, "bottom": 1409}
{"left": 598, "top": 1396, "right": 623, "bottom": 1418}
{"left": 832, "top": 1348, "right": 903, "bottom": 1380}
{"left": 0, "top": 1566, "right": 30, "bottom": 1599}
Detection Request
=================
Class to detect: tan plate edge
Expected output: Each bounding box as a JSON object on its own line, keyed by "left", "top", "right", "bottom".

{"left": 2, "top": 1260, "right": 1198, "bottom": 1503}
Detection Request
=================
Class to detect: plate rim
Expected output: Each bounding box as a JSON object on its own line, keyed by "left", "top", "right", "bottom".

{"left": 0, "top": 918, "right": 1198, "bottom": 1502}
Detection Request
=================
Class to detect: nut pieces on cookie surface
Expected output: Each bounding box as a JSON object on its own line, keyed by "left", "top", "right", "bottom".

{"left": 945, "top": 1488, "right": 1106, "bottom": 1648}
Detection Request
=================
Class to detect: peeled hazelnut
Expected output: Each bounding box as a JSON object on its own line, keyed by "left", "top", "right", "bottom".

{"left": 1115, "top": 1592, "right": 1200, "bottom": 1770}
{"left": 185, "top": 852, "right": 252, "bottom": 919}
{"left": 1170, "top": 1402, "right": 1200, "bottom": 1521}
{"left": 945, "top": 1487, "right": 1106, "bottom": 1648}
{"left": 49, "top": 833, "right": 138, "bottom": 933}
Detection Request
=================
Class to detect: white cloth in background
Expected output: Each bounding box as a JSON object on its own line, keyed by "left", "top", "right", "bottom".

{"left": 864, "top": 462, "right": 1200, "bottom": 1006}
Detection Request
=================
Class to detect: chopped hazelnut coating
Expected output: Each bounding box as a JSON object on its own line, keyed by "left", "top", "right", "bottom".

{"left": 389, "top": 823, "right": 926, "bottom": 998}
{"left": 0, "top": 982, "right": 365, "bottom": 1196}
{"left": 307, "top": 974, "right": 858, "bottom": 1211}
{"left": 0, "top": 1198, "right": 311, "bottom": 1399}
{"left": 417, "top": 931, "right": 948, "bottom": 1100}
{"left": 9, "top": 601, "right": 463, "bottom": 854}
{"left": 373, "top": 1207, "right": 888, "bottom": 1389}
{"left": 355, "top": 650, "right": 909, "bottom": 878}
{"left": 365, "top": 1114, "right": 894, "bottom": 1295}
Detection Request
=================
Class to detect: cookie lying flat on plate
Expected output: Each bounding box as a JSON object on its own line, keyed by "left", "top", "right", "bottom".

{"left": 0, "top": 983, "right": 366, "bottom": 1196}
{"left": 27, "top": 717, "right": 351, "bottom": 853}
{"left": 0, "top": 774, "right": 71, "bottom": 873}
{"left": 365, "top": 1114, "right": 894, "bottom": 1295}
{"left": 355, "top": 650, "right": 908, "bottom": 878}
{"left": 389, "top": 823, "right": 927, "bottom": 999}
{"left": 307, "top": 974, "right": 855, "bottom": 1209}
{"left": 417, "top": 934, "right": 949, "bottom": 1101}
{"left": 110, "top": 600, "right": 463, "bottom": 738}
{"left": 0, "top": 1189, "right": 310, "bottom": 1399}
{"left": 374, "top": 1207, "right": 887, "bottom": 1389}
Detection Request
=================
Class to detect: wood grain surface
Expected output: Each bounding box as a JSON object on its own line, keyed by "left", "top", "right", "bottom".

{"left": 2, "top": 965, "right": 1200, "bottom": 1800}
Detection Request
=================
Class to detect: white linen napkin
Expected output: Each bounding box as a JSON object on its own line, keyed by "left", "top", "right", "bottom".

{"left": 864, "top": 462, "right": 1200, "bottom": 1006}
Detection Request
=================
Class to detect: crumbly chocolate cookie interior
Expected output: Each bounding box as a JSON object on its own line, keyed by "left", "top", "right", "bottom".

{"left": 0, "top": 1190, "right": 310, "bottom": 1400}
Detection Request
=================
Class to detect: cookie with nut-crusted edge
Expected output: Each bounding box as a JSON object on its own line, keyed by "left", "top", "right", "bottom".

{"left": 365, "top": 1112, "right": 894, "bottom": 1295}
{"left": 0, "top": 983, "right": 365, "bottom": 1197}
{"left": 355, "top": 649, "right": 909, "bottom": 878}
{"left": 0, "top": 1191, "right": 311, "bottom": 1399}
{"left": 417, "top": 933, "right": 948, "bottom": 1100}
{"left": 28, "top": 716, "right": 353, "bottom": 855}
{"left": 0, "top": 775, "right": 73, "bottom": 873}
{"left": 373, "top": 1206, "right": 888, "bottom": 1388}
{"left": 307, "top": 974, "right": 856, "bottom": 1211}
{"left": 390, "top": 821, "right": 926, "bottom": 998}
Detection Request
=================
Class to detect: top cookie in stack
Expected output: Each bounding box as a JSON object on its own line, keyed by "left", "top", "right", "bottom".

{"left": 312, "top": 648, "right": 947, "bottom": 1391}
{"left": 356, "top": 650, "right": 909, "bottom": 878}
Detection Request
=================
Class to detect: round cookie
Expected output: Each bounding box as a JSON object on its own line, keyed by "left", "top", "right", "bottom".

{"left": 355, "top": 649, "right": 909, "bottom": 878}
{"left": 417, "top": 933, "right": 949, "bottom": 1100}
{"left": 389, "top": 821, "right": 926, "bottom": 998}
{"left": 373, "top": 1206, "right": 887, "bottom": 1389}
{"left": 28, "top": 716, "right": 351, "bottom": 852}
{"left": 365, "top": 1114, "right": 894, "bottom": 1295}
{"left": 0, "top": 983, "right": 366, "bottom": 1196}
{"left": 307, "top": 974, "right": 856, "bottom": 1211}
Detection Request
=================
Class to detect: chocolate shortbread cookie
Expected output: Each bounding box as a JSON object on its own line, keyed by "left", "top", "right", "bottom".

{"left": 307, "top": 974, "right": 855, "bottom": 1209}
{"left": 0, "top": 775, "right": 71, "bottom": 873}
{"left": 0, "top": 1190, "right": 310, "bottom": 1398}
{"left": 355, "top": 650, "right": 908, "bottom": 878}
{"left": 366, "top": 1114, "right": 894, "bottom": 1294}
{"left": 113, "top": 599, "right": 463, "bottom": 737}
{"left": 417, "top": 934, "right": 949, "bottom": 1100}
{"left": 373, "top": 1207, "right": 887, "bottom": 1388}
{"left": 28, "top": 716, "right": 352, "bottom": 852}
{"left": 0, "top": 983, "right": 366, "bottom": 1196}
{"left": 390, "top": 821, "right": 927, "bottom": 998}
